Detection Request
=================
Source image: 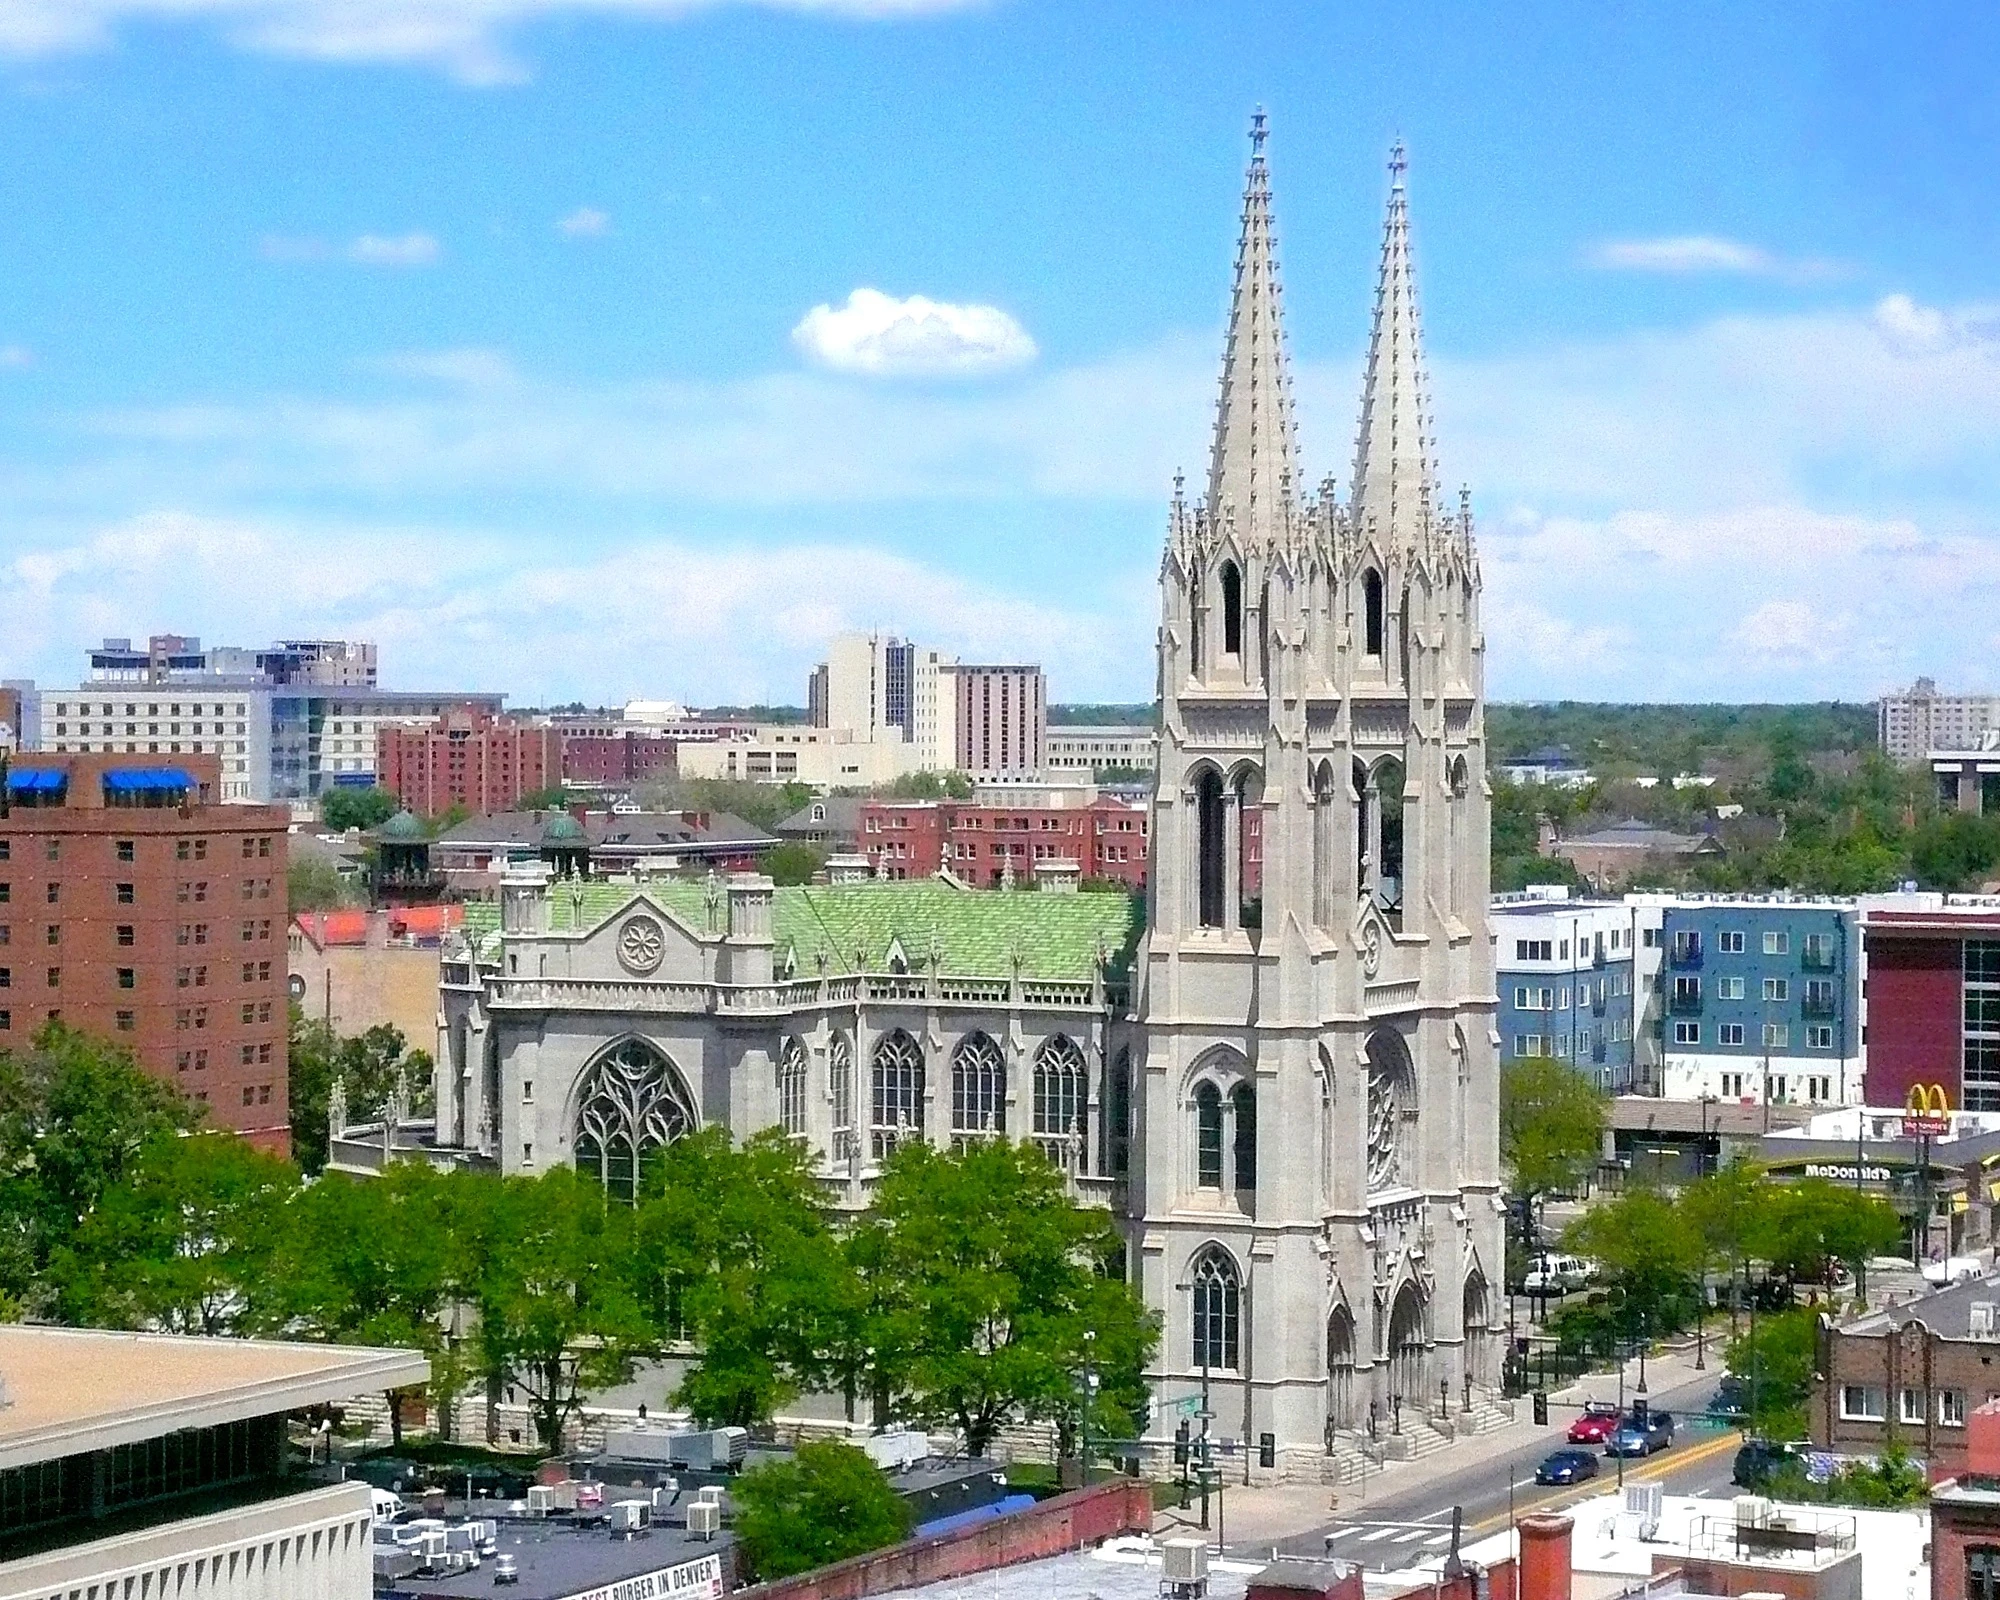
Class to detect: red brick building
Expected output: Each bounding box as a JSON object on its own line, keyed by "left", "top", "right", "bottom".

{"left": 859, "top": 796, "right": 1151, "bottom": 889}
{"left": 560, "top": 732, "right": 677, "bottom": 789}
{"left": 375, "top": 706, "right": 558, "bottom": 818}
{"left": 0, "top": 753, "right": 290, "bottom": 1148}
{"left": 1861, "top": 904, "right": 2000, "bottom": 1113}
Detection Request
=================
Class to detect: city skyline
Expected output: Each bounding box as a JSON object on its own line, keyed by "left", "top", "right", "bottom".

{"left": 1, "top": 2, "right": 1996, "bottom": 706}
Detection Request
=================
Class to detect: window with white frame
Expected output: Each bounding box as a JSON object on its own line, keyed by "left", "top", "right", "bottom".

{"left": 1901, "top": 1388, "right": 1926, "bottom": 1425}
{"left": 1942, "top": 1389, "right": 1967, "bottom": 1426}
{"left": 1765, "top": 930, "right": 1790, "bottom": 955}
{"left": 1764, "top": 1022, "right": 1790, "bottom": 1048}
{"left": 1720, "top": 1023, "right": 1746, "bottom": 1046}
{"left": 1764, "top": 977, "right": 1790, "bottom": 1002}
{"left": 1514, "top": 1035, "right": 1544, "bottom": 1057}
{"left": 1808, "top": 1075, "right": 1832, "bottom": 1102}
{"left": 1720, "top": 1072, "right": 1745, "bottom": 1097}
{"left": 1808, "top": 1024, "right": 1834, "bottom": 1049}
{"left": 1674, "top": 1021, "right": 1700, "bottom": 1045}
{"left": 1839, "top": 1385, "right": 1884, "bottom": 1420}
{"left": 1719, "top": 930, "right": 1746, "bottom": 954}
{"left": 1718, "top": 976, "right": 1745, "bottom": 1000}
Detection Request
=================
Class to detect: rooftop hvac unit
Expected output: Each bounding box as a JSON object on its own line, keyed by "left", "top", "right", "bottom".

{"left": 713, "top": 1426, "right": 749, "bottom": 1468}
{"left": 525, "top": 1486, "right": 558, "bottom": 1515}
{"left": 1161, "top": 1537, "right": 1209, "bottom": 1586}
{"left": 650, "top": 1482, "right": 679, "bottom": 1510}
{"left": 687, "top": 1501, "right": 722, "bottom": 1540}
{"left": 863, "top": 1430, "right": 931, "bottom": 1473}
{"left": 1734, "top": 1495, "right": 1773, "bottom": 1529}
{"left": 610, "top": 1500, "right": 649, "bottom": 1534}
{"left": 1974, "top": 1302, "right": 1997, "bottom": 1338}
{"left": 694, "top": 1485, "right": 725, "bottom": 1507}
{"left": 1624, "top": 1481, "right": 1663, "bottom": 1540}
{"left": 604, "top": 1429, "right": 683, "bottom": 1464}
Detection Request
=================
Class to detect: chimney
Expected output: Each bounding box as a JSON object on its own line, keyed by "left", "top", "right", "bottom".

{"left": 1517, "top": 1514, "right": 1571, "bottom": 1600}
{"left": 1969, "top": 1399, "right": 2000, "bottom": 1477}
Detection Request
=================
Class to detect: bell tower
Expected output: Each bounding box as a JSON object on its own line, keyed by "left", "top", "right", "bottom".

{"left": 1133, "top": 123, "right": 1501, "bottom": 1480}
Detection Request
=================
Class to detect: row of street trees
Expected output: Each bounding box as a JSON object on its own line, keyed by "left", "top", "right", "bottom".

{"left": 0, "top": 1024, "right": 1157, "bottom": 1460}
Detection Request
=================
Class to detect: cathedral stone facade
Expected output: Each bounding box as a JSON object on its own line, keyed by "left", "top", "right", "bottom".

{"left": 1132, "top": 126, "right": 1502, "bottom": 1475}
{"left": 363, "top": 122, "right": 1500, "bottom": 1482}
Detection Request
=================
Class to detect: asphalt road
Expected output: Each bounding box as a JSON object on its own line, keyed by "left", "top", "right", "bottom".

{"left": 1249, "top": 1369, "right": 1744, "bottom": 1571}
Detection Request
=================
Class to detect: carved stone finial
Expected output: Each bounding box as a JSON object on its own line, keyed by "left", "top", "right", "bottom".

{"left": 328, "top": 1074, "right": 348, "bottom": 1140}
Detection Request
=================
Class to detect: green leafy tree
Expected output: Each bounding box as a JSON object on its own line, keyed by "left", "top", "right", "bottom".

{"left": 321, "top": 786, "right": 399, "bottom": 832}
{"left": 53, "top": 1131, "right": 296, "bottom": 1334}
{"left": 761, "top": 842, "right": 826, "bottom": 888}
{"left": 287, "top": 855, "right": 353, "bottom": 913}
{"left": 1563, "top": 1187, "right": 1702, "bottom": 1345}
{"left": 630, "top": 1128, "right": 837, "bottom": 1426}
{"left": 870, "top": 1139, "right": 1158, "bottom": 1457}
{"left": 0, "top": 1024, "right": 201, "bottom": 1312}
{"left": 1500, "top": 1057, "right": 1608, "bottom": 1234}
{"left": 1682, "top": 1159, "right": 1766, "bottom": 1333}
{"left": 474, "top": 1168, "right": 650, "bottom": 1452}
{"left": 516, "top": 787, "right": 573, "bottom": 812}
{"left": 1725, "top": 1307, "right": 1819, "bottom": 1441}
{"left": 288, "top": 1013, "right": 433, "bottom": 1175}
{"left": 731, "top": 1440, "right": 910, "bottom": 1581}
{"left": 1754, "top": 1180, "right": 1902, "bottom": 1291}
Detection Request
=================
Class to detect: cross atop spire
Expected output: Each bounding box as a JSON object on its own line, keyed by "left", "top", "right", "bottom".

{"left": 1203, "top": 108, "right": 1298, "bottom": 550}
{"left": 1349, "top": 138, "right": 1434, "bottom": 560}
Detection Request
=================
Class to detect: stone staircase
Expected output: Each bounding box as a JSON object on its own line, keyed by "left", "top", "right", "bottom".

{"left": 1321, "top": 1394, "right": 1517, "bottom": 1482}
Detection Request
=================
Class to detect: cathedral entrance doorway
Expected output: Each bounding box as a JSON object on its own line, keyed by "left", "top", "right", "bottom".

{"left": 1387, "top": 1281, "right": 1427, "bottom": 1415}
{"left": 1463, "top": 1271, "right": 1491, "bottom": 1390}
{"left": 1327, "top": 1306, "right": 1357, "bottom": 1434}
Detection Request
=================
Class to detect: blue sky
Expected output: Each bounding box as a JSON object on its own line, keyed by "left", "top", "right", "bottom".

{"left": 2, "top": 0, "right": 1997, "bottom": 707}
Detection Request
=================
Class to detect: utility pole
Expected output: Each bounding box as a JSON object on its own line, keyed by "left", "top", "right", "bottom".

{"left": 1079, "top": 1329, "right": 1097, "bottom": 1488}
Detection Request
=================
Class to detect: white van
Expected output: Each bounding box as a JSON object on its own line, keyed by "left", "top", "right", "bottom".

{"left": 1523, "top": 1254, "right": 1594, "bottom": 1295}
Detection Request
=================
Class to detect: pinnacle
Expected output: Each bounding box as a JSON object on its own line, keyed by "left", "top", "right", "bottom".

{"left": 1350, "top": 140, "right": 1437, "bottom": 561}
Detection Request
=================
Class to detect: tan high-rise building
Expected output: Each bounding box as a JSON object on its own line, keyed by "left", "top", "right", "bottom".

{"left": 1131, "top": 125, "right": 1501, "bottom": 1473}
{"left": 1880, "top": 678, "right": 2000, "bottom": 765}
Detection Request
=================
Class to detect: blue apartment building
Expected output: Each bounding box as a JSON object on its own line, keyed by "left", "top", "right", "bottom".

{"left": 1492, "top": 891, "right": 1643, "bottom": 1091}
{"left": 1657, "top": 898, "right": 1862, "bottom": 1106}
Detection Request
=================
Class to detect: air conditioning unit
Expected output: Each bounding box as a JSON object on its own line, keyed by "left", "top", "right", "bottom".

{"left": 1161, "top": 1537, "right": 1209, "bottom": 1585}
{"left": 1734, "top": 1495, "right": 1772, "bottom": 1529}
{"left": 1625, "top": 1481, "right": 1663, "bottom": 1540}
{"left": 524, "top": 1485, "right": 558, "bottom": 1515}
{"left": 694, "top": 1485, "right": 725, "bottom": 1507}
{"left": 687, "top": 1501, "right": 722, "bottom": 1539}
{"left": 864, "top": 1430, "right": 931, "bottom": 1473}
{"left": 1973, "top": 1302, "right": 1997, "bottom": 1338}
{"left": 610, "top": 1500, "right": 648, "bottom": 1534}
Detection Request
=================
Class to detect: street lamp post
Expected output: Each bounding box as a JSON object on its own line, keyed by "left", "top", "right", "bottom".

{"left": 1079, "top": 1329, "right": 1097, "bottom": 1489}
{"left": 1176, "top": 1280, "right": 1217, "bottom": 1539}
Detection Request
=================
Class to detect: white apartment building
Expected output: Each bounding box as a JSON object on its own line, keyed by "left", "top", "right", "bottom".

{"left": 39, "top": 686, "right": 272, "bottom": 802}
{"left": 1881, "top": 677, "right": 2000, "bottom": 765}
{"left": 1045, "top": 723, "right": 1156, "bottom": 777}
{"left": 676, "top": 724, "right": 923, "bottom": 786}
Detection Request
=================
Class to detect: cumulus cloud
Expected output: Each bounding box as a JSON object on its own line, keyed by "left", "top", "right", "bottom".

{"left": 557, "top": 206, "right": 609, "bottom": 238}
{"left": 347, "top": 232, "right": 441, "bottom": 267}
{"left": 792, "top": 288, "right": 1037, "bottom": 378}
{"left": 0, "top": 0, "right": 984, "bottom": 86}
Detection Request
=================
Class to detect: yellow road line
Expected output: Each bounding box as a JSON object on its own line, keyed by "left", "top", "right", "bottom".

{"left": 1468, "top": 1428, "right": 1744, "bottom": 1535}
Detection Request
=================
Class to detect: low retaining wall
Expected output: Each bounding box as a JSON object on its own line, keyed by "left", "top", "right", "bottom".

{"left": 737, "top": 1478, "right": 1153, "bottom": 1600}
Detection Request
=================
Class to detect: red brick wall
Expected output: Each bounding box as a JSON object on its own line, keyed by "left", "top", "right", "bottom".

{"left": 1931, "top": 1500, "right": 2000, "bottom": 1600}
{"left": 1, "top": 765, "right": 290, "bottom": 1148}
{"left": 378, "top": 712, "right": 559, "bottom": 817}
{"left": 858, "top": 801, "right": 1149, "bottom": 890}
{"left": 1865, "top": 929, "right": 1964, "bottom": 1110}
{"left": 736, "top": 1480, "right": 1150, "bottom": 1600}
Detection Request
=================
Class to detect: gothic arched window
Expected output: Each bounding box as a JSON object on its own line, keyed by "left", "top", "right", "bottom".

{"left": 573, "top": 1038, "right": 697, "bottom": 1204}
{"left": 1221, "top": 561, "right": 1243, "bottom": 657}
{"left": 1191, "top": 1246, "right": 1241, "bottom": 1370}
{"left": 1363, "top": 568, "right": 1385, "bottom": 657}
{"left": 1103, "top": 1046, "right": 1132, "bottom": 1177}
{"left": 829, "top": 1032, "right": 855, "bottom": 1162}
{"left": 951, "top": 1032, "right": 1005, "bottom": 1142}
{"left": 1230, "top": 1081, "right": 1257, "bottom": 1193}
{"left": 1032, "top": 1034, "right": 1087, "bottom": 1173}
{"left": 871, "top": 1029, "right": 925, "bottom": 1160}
{"left": 1365, "top": 1030, "right": 1417, "bottom": 1192}
{"left": 1194, "top": 1081, "right": 1224, "bottom": 1188}
{"left": 1195, "top": 767, "right": 1226, "bottom": 929}
{"left": 776, "top": 1037, "right": 807, "bottom": 1139}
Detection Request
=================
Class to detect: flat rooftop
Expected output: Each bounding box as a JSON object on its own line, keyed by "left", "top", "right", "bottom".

{"left": 0, "top": 1325, "right": 427, "bottom": 1470}
{"left": 385, "top": 1510, "right": 731, "bottom": 1600}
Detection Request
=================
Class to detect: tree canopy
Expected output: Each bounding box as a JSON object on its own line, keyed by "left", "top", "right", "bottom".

{"left": 1500, "top": 1057, "right": 1608, "bottom": 1209}
{"left": 731, "top": 1440, "right": 910, "bottom": 1581}
{"left": 288, "top": 1013, "right": 433, "bottom": 1175}
{"left": 320, "top": 786, "right": 399, "bottom": 832}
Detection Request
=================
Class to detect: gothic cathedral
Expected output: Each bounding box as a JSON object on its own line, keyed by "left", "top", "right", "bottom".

{"left": 1131, "top": 123, "right": 1504, "bottom": 1478}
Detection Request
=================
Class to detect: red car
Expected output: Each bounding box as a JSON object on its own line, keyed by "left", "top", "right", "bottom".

{"left": 1567, "top": 1402, "right": 1621, "bottom": 1444}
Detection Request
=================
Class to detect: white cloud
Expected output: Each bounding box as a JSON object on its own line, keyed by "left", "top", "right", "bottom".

{"left": 791, "top": 288, "right": 1037, "bottom": 378}
{"left": 1586, "top": 235, "right": 1842, "bottom": 282}
{"left": 0, "top": 0, "right": 985, "bottom": 86}
{"left": 557, "top": 206, "right": 609, "bottom": 238}
{"left": 347, "top": 232, "right": 441, "bottom": 267}
{"left": 0, "top": 346, "right": 31, "bottom": 369}
{"left": 1728, "top": 599, "right": 1852, "bottom": 667}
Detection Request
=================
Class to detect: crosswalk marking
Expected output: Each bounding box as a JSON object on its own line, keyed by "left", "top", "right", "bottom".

{"left": 1322, "top": 1527, "right": 1360, "bottom": 1542}
{"left": 1391, "top": 1530, "right": 1429, "bottom": 1544}
{"left": 1358, "top": 1528, "right": 1399, "bottom": 1543}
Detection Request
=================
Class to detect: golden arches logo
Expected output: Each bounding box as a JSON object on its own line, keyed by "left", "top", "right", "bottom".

{"left": 1907, "top": 1083, "right": 1952, "bottom": 1118}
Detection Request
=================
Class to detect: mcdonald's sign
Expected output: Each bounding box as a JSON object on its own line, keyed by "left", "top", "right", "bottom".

{"left": 1903, "top": 1082, "right": 1952, "bottom": 1138}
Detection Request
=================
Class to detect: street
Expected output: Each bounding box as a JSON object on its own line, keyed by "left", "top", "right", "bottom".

{"left": 1244, "top": 1369, "right": 1743, "bottom": 1570}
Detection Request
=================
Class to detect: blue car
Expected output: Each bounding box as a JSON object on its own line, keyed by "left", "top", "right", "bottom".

{"left": 1606, "top": 1411, "right": 1674, "bottom": 1457}
{"left": 1534, "top": 1448, "right": 1600, "bottom": 1486}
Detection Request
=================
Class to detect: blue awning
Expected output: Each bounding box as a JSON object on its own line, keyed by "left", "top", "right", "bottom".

{"left": 6, "top": 769, "right": 65, "bottom": 792}
{"left": 101, "top": 768, "right": 196, "bottom": 792}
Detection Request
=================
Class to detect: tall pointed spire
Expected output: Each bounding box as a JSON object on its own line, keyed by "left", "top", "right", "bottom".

{"left": 1349, "top": 140, "right": 1436, "bottom": 555}
{"left": 1204, "top": 107, "right": 1298, "bottom": 549}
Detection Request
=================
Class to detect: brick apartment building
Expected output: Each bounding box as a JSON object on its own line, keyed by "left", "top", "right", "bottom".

{"left": 1862, "top": 902, "right": 2000, "bottom": 1114}
{"left": 559, "top": 731, "right": 677, "bottom": 790}
{"left": 954, "top": 665, "right": 1046, "bottom": 775}
{"left": 859, "top": 795, "right": 1153, "bottom": 890}
{"left": 375, "top": 705, "right": 558, "bottom": 817}
{"left": 0, "top": 753, "right": 290, "bottom": 1148}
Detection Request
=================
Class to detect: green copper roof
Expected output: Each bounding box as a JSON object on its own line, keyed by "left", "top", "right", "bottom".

{"left": 377, "top": 810, "right": 427, "bottom": 843}
{"left": 540, "top": 812, "right": 587, "bottom": 845}
{"left": 460, "top": 878, "right": 1142, "bottom": 982}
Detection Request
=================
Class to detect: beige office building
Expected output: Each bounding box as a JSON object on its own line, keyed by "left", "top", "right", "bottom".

{"left": 1881, "top": 678, "right": 2000, "bottom": 765}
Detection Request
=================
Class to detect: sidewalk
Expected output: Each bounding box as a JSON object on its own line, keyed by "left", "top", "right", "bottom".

{"left": 1154, "top": 1342, "right": 1725, "bottom": 1550}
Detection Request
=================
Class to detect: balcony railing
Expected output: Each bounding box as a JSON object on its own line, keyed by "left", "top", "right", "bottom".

{"left": 1668, "top": 939, "right": 1703, "bottom": 970}
{"left": 1802, "top": 991, "right": 1839, "bottom": 1018}
{"left": 1670, "top": 988, "right": 1704, "bottom": 1015}
{"left": 1802, "top": 944, "right": 1838, "bottom": 972}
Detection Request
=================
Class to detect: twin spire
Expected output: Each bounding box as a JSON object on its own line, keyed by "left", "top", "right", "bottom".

{"left": 1200, "top": 116, "right": 1443, "bottom": 560}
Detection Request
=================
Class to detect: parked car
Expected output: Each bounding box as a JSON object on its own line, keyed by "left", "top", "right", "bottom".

{"left": 1710, "top": 1376, "right": 1750, "bottom": 1421}
{"left": 1606, "top": 1411, "right": 1675, "bottom": 1457}
{"left": 1923, "top": 1256, "right": 1985, "bottom": 1287}
{"left": 1534, "top": 1448, "right": 1600, "bottom": 1486}
{"left": 1568, "top": 1401, "right": 1623, "bottom": 1444}
{"left": 1731, "top": 1438, "right": 1793, "bottom": 1489}
{"left": 1523, "top": 1255, "right": 1595, "bottom": 1296}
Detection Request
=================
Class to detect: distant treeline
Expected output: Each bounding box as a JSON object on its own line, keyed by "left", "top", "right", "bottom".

{"left": 1487, "top": 702, "right": 1879, "bottom": 779}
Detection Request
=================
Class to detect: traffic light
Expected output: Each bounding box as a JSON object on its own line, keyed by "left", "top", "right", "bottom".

{"left": 1174, "top": 1420, "right": 1190, "bottom": 1465}
{"left": 1259, "top": 1432, "right": 1276, "bottom": 1469}
{"left": 1633, "top": 1397, "right": 1649, "bottom": 1426}
{"left": 1533, "top": 1390, "right": 1549, "bottom": 1426}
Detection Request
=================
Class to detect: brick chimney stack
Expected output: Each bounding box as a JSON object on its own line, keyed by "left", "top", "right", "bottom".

{"left": 1518, "top": 1514, "right": 1572, "bottom": 1600}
